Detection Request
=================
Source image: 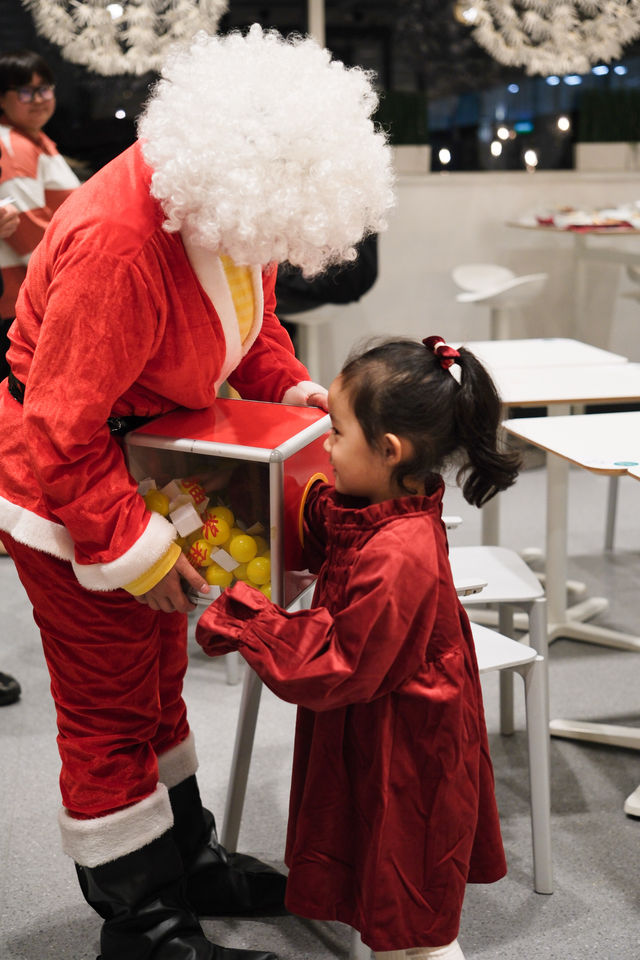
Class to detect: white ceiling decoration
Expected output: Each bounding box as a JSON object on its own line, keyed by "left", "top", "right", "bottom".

{"left": 456, "top": 0, "right": 640, "bottom": 76}
{"left": 20, "top": 0, "right": 228, "bottom": 75}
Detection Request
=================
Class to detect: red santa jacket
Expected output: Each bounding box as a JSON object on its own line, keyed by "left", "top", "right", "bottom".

{"left": 197, "top": 481, "right": 507, "bottom": 951}
{"left": 0, "top": 142, "right": 312, "bottom": 590}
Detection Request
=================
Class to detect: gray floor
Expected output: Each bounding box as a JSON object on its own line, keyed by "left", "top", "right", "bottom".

{"left": 1, "top": 463, "right": 639, "bottom": 960}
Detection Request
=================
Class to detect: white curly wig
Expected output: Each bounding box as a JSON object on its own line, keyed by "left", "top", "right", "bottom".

{"left": 138, "top": 24, "right": 394, "bottom": 276}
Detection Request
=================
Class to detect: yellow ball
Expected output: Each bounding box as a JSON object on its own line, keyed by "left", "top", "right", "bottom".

{"left": 187, "top": 539, "right": 213, "bottom": 568}
{"left": 254, "top": 535, "right": 269, "bottom": 555}
{"left": 228, "top": 534, "right": 258, "bottom": 563}
{"left": 247, "top": 556, "right": 271, "bottom": 586}
{"left": 208, "top": 505, "right": 235, "bottom": 528}
{"left": 232, "top": 562, "right": 251, "bottom": 582}
{"left": 143, "top": 490, "right": 170, "bottom": 516}
{"left": 205, "top": 563, "right": 234, "bottom": 588}
{"left": 202, "top": 514, "right": 230, "bottom": 546}
{"left": 260, "top": 583, "right": 272, "bottom": 600}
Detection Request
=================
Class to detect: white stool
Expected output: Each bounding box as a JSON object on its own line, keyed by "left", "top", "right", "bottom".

{"left": 449, "top": 545, "right": 548, "bottom": 735}
{"left": 453, "top": 263, "right": 548, "bottom": 340}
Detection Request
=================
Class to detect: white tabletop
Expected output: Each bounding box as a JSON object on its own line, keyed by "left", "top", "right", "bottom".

{"left": 457, "top": 338, "right": 628, "bottom": 370}
{"left": 493, "top": 361, "right": 640, "bottom": 407}
{"left": 502, "top": 410, "right": 640, "bottom": 474}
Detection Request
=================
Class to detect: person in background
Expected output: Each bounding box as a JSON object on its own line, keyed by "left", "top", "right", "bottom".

{"left": 0, "top": 167, "right": 21, "bottom": 701}
{"left": 197, "top": 336, "right": 521, "bottom": 960}
{"left": 0, "top": 26, "right": 393, "bottom": 960}
{"left": 0, "top": 48, "right": 80, "bottom": 381}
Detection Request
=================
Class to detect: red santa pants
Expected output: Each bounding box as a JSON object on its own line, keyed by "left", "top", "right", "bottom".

{"left": 3, "top": 533, "right": 190, "bottom": 818}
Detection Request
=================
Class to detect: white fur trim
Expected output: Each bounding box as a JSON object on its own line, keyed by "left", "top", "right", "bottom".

{"left": 0, "top": 494, "right": 74, "bottom": 560}
{"left": 72, "top": 510, "right": 177, "bottom": 592}
{"left": 156, "top": 731, "right": 199, "bottom": 789}
{"left": 0, "top": 496, "right": 177, "bottom": 591}
{"left": 282, "top": 380, "right": 327, "bottom": 406}
{"left": 59, "top": 783, "right": 173, "bottom": 867}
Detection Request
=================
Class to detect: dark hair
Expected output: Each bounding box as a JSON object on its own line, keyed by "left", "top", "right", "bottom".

{"left": 0, "top": 50, "right": 54, "bottom": 94}
{"left": 339, "top": 336, "right": 520, "bottom": 507}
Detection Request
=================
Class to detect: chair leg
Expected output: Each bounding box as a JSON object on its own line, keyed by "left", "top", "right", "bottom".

{"left": 349, "top": 929, "right": 372, "bottom": 960}
{"left": 518, "top": 655, "right": 553, "bottom": 894}
{"left": 527, "top": 596, "right": 549, "bottom": 662}
{"left": 224, "top": 651, "right": 242, "bottom": 685}
{"left": 220, "top": 667, "right": 264, "bottom": 851}
{"left": 498, "top": 605, "right": 515, "bottom": 736}
{"left": 604, "top": 475, "right": 619, "bottom": 552}
{"left": 490, "top": 306, "right": 512, "bottom": 340}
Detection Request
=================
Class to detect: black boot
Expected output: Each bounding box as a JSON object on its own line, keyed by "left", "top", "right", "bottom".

{"left": 168, "top": 776, "right": 287, "bottom": 918}
{"left": 76, "top": 829, "right": 277, "bottom": 960}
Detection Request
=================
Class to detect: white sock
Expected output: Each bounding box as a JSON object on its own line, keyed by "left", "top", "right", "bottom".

{"left": 375, "top": 940, "right": 466, "bottom": 960}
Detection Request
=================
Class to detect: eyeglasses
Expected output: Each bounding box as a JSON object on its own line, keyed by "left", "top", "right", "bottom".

{"left": 9, "top": 84, "right": 55, "bottom": 104}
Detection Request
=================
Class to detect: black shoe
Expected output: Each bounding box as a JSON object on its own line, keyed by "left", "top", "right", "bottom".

{"left": 76, "top": 830, "right": 278, "bottom": 960}
{"left": 169, "top": 776, "right": 287, "bottom": 918}
{"left": 0, "top": 671, "right": 20, "bottom": 706}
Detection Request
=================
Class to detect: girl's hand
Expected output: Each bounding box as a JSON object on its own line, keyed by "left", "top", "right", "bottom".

{"left": 134, "top": 552, "right": 209, "bottom": 613}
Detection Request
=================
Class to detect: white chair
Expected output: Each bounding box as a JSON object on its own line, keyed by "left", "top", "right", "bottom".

{"left": 350, "top": 620, "right": 553, "bottom": 960}
{"left": 453, "top": 263, "right": 548, "bottom": 340}
{"left": 449, "top": 545, "right": 547, "bottom": 734}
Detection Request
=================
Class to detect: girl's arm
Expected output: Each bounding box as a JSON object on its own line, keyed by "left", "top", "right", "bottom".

{"left": 196, "top": 529, "right": 440, "bottom": 710}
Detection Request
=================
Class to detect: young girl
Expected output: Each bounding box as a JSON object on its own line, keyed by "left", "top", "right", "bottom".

{"left": 196, "top": 335, "right": 520, "bottom": 960}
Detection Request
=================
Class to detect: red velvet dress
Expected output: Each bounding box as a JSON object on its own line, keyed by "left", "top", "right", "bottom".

{"left": 196, "top": 481, "right": 507, "bottom": 951}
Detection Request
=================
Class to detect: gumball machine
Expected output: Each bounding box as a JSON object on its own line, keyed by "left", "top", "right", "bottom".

{"left": 125, "top": 398, "right": 330, "bottom": 610}
{"left": 125, "top": 398, "right": 330, "bottom": 850}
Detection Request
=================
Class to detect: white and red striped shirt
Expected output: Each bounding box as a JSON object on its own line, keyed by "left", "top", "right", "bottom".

{"left": 0, "top": 122, "right": 79, "bottom": 317}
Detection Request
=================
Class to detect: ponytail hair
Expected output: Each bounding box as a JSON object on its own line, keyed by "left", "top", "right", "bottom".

{"left": 339, "top": 337, "right": 520, "bottom": 507}
{"left": 453, "top": 347, "right": 520, "bottom": 506}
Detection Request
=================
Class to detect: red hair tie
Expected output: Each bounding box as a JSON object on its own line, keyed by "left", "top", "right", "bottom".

{"left": 422, "top": 336, "right": 461, "bottom": 370}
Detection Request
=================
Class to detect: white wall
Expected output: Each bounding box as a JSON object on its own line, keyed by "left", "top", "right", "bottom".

{"left": 314, "top": 169, "right": 640, "bottom": 385}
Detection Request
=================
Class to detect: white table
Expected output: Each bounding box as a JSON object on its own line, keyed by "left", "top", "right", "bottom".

{"left": 479, "top": 357, "right": 640, "bottom": 550}
{"left": 502, "top": 410, "right": 640, "bottom": 654}
{"left": 507, "top": 222, "right": 640, "bottom": 336}
{"left": 503, "top": 410, "right": 640, "bottom": 757}
{"left": 458, "top": 337, "right": 627, "bottom": 374}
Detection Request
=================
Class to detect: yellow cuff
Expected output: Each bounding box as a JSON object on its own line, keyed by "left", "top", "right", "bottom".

{"left": 123, "top": 542, "right": 182, "bottom": 596}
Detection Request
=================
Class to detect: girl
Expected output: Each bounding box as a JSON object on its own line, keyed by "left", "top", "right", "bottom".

{"left": 196, "top": 336, "right": 520, "bottom": 960}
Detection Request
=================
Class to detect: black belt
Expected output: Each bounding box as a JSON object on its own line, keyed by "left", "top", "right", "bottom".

{"left": 7, "top": 371, "right": 153, "bottom": 437}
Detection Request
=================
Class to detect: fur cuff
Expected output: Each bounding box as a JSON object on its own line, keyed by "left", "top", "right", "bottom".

{"left": 59, "top": 783, "right": 173, "bottom": 867}
{"left": 72, "top": 511, "right": 177, "bottom": 592}
{"left": 156, "top": 731, "right": 199, "bottom": 789}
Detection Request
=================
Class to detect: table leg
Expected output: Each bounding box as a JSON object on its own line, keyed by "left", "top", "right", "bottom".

{"left": 549, "top": 719, "right": 640, "bottom": 750}
{"left": 544, "top": 449, "right": 640, "bottom": 649}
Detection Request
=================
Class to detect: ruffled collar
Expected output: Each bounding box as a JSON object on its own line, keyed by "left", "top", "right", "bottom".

{"left": 326, "top": 477, "right": 445, "bottom": 532}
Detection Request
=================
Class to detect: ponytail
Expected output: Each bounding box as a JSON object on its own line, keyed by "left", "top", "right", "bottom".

{"left": 453, "top": 347, "right": 521, "bottom": 507}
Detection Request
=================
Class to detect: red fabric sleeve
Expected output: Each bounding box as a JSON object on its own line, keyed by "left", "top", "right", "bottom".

{"left": 227, "top": 266, "right": 312, "bottom": 402}
{"left": 196, "top": 531, "right": 440, "bottom": 710}
{"left": 21, "top": 250, "right": 159, "bottom": 564}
